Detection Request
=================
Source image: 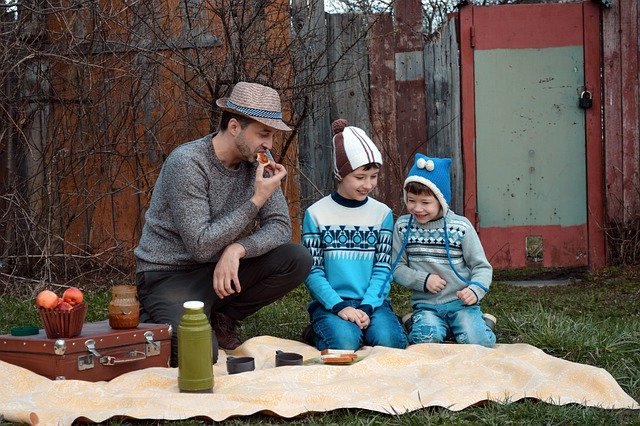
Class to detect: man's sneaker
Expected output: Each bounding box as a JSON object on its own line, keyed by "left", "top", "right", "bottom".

{"left": 482, "top": 313, "right": 497, "bottom": 332}
{"left": 401, "top": 313, "right": 413, "bottom": 333}
{"left": 212, "top": 312, "right": 242, "bottom": 350}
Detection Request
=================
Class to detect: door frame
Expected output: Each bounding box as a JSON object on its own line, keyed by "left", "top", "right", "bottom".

{"left": 458, "top": 1, "right": 605, "bottom": 268}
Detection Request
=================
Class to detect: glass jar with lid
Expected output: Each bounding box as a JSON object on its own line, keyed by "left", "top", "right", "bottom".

{"left": 108, "top": 285, "right": 140, "bottom": 329}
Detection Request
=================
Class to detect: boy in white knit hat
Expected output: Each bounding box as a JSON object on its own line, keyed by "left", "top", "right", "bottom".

{"left": 392, "top": 153, "right": 496, "bottom": 347}
{"left": 301, "top": 119, "right": 407, "bottom": 350}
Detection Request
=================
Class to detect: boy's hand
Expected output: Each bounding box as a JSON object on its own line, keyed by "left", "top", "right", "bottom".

{"left": 456, "top": 287, "right": 478, "bottom": 305}
{"left": 337, "top": 306, "right": 369, "bottom": 329}
{"left": 426, "top": 274, "right": 447, "bottom": 293}
{"left": 356, "top": 309, "right": 370, "bottom": 329}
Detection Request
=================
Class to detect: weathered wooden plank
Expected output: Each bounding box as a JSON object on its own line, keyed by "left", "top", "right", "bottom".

{"left": 56, "top": 36, "right": 223, "bottom": 56}
{"left": 602, "top": 0, "right": 624, "bottom": 223}
{"left": 424, "top": 31, "right": 439, "bottom": 155}
{"left": 291, "top": 0, "right": 332, "bottom": 211}
{"left": 394, "top": 0, "right": 423, "bottom": 52}
{"left": 370, "top": 13, "right": 403, "bottom": 216}
{"left": 457, "top": 5, "right": 478, "bottom": 226}
{"left": 620, "top": 0, "right": 640, "bottom": 220}
{"left": 326, "top": 13, "right": 371, "bottom": 136}
{"left": 448, "top": 18, "right": 463, "bottom": 215}
{"left": 394, "top": 0, "right": 426, "bottom": 174}
{"left": 424, "top": 18, "right": 462, "bottom": 213}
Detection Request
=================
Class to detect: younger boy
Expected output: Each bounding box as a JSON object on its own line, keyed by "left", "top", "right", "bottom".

{"left": 392, "top": 153, "right": 496, "bottom": 347}
{"left": 301, "top": 119, "right": 407, "bottom": 351}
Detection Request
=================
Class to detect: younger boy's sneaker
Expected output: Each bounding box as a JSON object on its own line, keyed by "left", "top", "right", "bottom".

{"left": 482, "top": 313, "right": 497, "bottom": 332}
{"left": 401, "top": 313, "right": 413, "bottom": 333}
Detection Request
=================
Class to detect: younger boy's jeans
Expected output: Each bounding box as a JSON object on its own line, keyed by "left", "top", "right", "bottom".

{"left": 409, "top": 299, "right": 496, "bottom": 347}
{"left": 310, "top": 300, "right": 408, "bottom": 351}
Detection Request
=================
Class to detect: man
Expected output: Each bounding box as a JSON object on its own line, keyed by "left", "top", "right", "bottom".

{"left": 134, "top": 82, "right": 313, "bottom": 366}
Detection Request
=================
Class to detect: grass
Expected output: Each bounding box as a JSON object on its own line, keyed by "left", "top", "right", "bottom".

{"left": 1, "top": 267, "right": 639, "bottom": 425}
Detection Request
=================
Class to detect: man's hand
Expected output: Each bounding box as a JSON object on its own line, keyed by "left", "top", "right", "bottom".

{"left": 213, "top": 243, "right": 245, "bottom": 299}
{"left": 456, "top": 287, "right": 478, "bottom": 305}
{"left": 426, "top": 274, "right": 447, "bottom": 293}
{"left": 337, "top": 306, "right": 369, "bottom": 329}
{"left": 250, "top": 162, "right": 287, "bottom": 208}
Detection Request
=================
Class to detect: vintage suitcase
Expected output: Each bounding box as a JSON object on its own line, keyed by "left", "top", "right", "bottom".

{"left": 0, "top": 320, "right": 172, "bottom": 381}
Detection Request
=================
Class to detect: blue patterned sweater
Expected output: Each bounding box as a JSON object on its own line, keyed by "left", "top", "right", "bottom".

{"left": 392, "top": 211, "right": 492, "bottom": 306}
{"left": 302, "top": 192, "right": 394, "bottom": 315}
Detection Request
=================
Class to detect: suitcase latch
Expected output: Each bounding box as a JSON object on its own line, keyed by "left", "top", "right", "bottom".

{"left": 84, "top": 339, "right": 101, "bottom": 357}
{"left": 77, "top": 354, "right": 94, "bottom": 371}
{"left": 77, "top": 338, "right": 101, "bottom": 371}
{"left": 144, "top": 331, "right": 160, "bottom": 357}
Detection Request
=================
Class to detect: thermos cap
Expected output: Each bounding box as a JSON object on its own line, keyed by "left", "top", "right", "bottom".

{"left": 183, "top": 300, "right": 204, "bottom": 310}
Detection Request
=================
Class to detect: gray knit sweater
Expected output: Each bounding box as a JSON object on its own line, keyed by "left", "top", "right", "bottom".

{"left": 134, "top": 133, "right": 292, "bottom": 272}
{"left": 392, "top": 211, "right": 492, "bottom": 306}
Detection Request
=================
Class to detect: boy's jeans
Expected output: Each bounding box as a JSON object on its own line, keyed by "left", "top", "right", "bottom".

{"left": 409, "top": 299, "right": 496, "bottom": 347}
{"left": 310, "top": 300, "right": 408, "bottom": 350}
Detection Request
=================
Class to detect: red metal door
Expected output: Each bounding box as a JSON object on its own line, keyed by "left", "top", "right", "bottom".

{"left": 459, "top": 2, "right": 605, "bottom": 269}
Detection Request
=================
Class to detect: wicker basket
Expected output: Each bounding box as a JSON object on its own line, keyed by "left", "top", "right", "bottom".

{"left": 38, "top": 302, "right": 88, "bottom": 338}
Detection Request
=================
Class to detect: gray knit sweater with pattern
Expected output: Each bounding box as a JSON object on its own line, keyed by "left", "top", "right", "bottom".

{"left": 134, "top": 133, "right": 292, "bottom": 272}
{"left": 392, "top": 210, "right": 492, "bottom": 306}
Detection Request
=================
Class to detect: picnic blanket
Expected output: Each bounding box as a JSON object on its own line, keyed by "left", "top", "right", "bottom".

{"left": 1, "top": 336, "right": 638, "bottom": 425}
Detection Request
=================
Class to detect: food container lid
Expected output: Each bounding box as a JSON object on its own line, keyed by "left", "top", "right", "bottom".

{"left": 11, "top": 326, "right": 40, "bottom": 336}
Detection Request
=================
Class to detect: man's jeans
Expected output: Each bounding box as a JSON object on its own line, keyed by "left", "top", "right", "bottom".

{"left": 310, "top": 300, "right": 408, "bottom": 351}
{"left": 409, "top": 299, "right": 496, "bottom": 347}
{"left": 136, "top": 243, "right": 312, "bottom": 366}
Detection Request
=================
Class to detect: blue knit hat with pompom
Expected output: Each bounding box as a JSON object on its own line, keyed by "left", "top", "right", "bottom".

{"left": 403, "top": 153, "right": 452, "bottom": 213}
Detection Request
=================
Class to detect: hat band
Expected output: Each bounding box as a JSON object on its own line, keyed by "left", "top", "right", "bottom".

{"left": 226, "top": 100, "right": 282, "bottom": 120}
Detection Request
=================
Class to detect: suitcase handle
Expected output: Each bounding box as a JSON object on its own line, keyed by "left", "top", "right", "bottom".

{"left": 99, "top": 350, "right": 147, "bottom": 366}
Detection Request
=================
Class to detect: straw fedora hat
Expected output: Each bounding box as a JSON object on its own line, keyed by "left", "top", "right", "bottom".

{"left": 216, "top": 82, "right": 291, "bottom": 131}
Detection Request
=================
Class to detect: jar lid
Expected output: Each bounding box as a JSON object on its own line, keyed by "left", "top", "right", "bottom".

{"left": 11, "top": 326, "right": 40, "bottom": 336}
{"left": 112, "top": 284, "right": 137, "bottom": 292}
{"left": 183, "top": 301, "right": 204, "bottom": 310}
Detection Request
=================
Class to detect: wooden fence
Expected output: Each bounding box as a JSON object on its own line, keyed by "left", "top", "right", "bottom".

{"left": 1, "top": 0, "right": 638, "bottom": 278}
{"left": 0, "top": 0, "right": 298, "bottom": 277}
{"left": 296, "top": 0, "right": 639, "bottom": 266}
{"left": 294, "top": 0, "right": 462, "bottom": 218}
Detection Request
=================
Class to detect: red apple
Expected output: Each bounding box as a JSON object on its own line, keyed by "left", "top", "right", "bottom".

{"left": 56, "top": 300, "right": 73, "bottom": 311}
{"left": 62, "top": 287, "right": 83, "bottom": 306}
{"left": 35, "top": 290, "right": 59, "bottom": 309}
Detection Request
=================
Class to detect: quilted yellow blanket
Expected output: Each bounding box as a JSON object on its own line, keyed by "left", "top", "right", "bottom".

{"left": 1, "top": 336, "right": 637, "bottom": 425}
